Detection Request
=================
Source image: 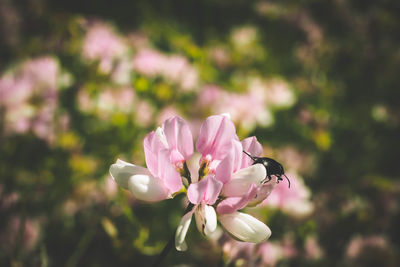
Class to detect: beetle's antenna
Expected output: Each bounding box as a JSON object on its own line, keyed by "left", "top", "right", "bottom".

{"left": 283, "top": 174, "right": 291, "bottom": 188}
{"left": 243, "top": 150, "right": 257, "bottom": 161}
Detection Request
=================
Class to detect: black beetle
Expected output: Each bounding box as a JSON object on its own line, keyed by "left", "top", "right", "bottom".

{"left": 243, "top": 150, "right": 291, "bottom": 188}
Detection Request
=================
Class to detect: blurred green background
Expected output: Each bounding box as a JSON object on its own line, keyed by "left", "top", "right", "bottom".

{"left": 1, "top": 0, "right": 399, "bottom": 266}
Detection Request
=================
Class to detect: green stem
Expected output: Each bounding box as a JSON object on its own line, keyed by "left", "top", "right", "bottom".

{"left": 151, "top": 203, "right": 195, "bottom": 267}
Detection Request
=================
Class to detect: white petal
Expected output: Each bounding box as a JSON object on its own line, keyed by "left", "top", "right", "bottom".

{"left": 219, "top": 212, "right": 271, "bottom": 243}
{"left": 175, "top": 210, "right": 194, "bottom": 251}
{"left": 222, "top": 164, "right": 266, "bottom": 197}
{"left": 155, "top": 127, "right": 169, "bottom": 148}
{"left": 220, "top": 113, "right": 231, "bottom": 119}
{"left": 110, "top": 159, "right": 151, "bottom": 189}
{"left": 127, "top": 174, "right": 169, "bottom": 202}
{"left": 195, "top": 204, "right": 217, "bottom": 236}
{"left": 109, "top": 159, "right": 168, "bottom": 202}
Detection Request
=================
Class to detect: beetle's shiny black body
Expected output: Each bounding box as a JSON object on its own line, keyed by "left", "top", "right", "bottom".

{"left": 243, "top": 151, "right": 291, "bottom": 188}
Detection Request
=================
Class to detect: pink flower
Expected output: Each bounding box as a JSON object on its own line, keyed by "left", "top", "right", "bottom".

{"left": 111, "top": 114, "right": 278, "bottom": 251}
{"left": 176, "top": 116, "right": 273, "bottom": 250}
{"left": 132, "top": 49, "right": 198, "bottom": 90}
{"left": 176, "top": 175, "right": 223, "bottom": 251}
{"left": 82, "top": 22, "right": 127, "bottom": 73}
{"left": 196, "top": 83, "right": 273, "bottom": 132}
{"left": 110, "top": 116, "right": 193, "bottom": 201}
{"left": 132, "top": 49, "right": 164, "bottom": 76}
{"left": 196, "top": 114, "right": 239, "bottom": 170}
{"left": 263, "top": 172, "right": 313, "bottom": 217}
{"left": 0, "top": 56, "right": 68, "bottom": 143}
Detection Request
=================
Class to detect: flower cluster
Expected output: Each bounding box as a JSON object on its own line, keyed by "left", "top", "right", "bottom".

{"left": 0, "top": 56, "right": 70, "bottom": 143}
{"left": 110, "top": 114, "right": 281, "bottom": 250}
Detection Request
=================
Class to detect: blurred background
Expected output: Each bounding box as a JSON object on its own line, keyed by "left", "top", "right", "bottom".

{"left": 1, "top": 0, "right": 400, "bottom": 266}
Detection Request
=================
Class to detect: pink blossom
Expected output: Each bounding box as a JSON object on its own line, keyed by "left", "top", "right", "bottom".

{"left": 157, "top": 106, "right": 182, "bottom": 125}
{"left": 82, "top": 23, "right": 127, "bottom": 73}
{"left": 77, "top": 86, "right": 135, "bottom": 120}
{"left": 197, "top": 83, "right": 273, "bottom": 132}
{"left": 111, "top": 114, "right": 278, "bottom": 251}
{"left": 196, "top": 114, "right": 239, "bottom": 169}
{"left": 132, "top": 49, "right": 164, "bottom": 76}
{"left": 0, "top": 56, "right": 68, "bottom": 143}
{"left": 133, "top": 49, "right": 198, "bottom": 90}
{"left": 0, "top": 217, "right": 40, "bottom": 252}
{"left": 258, "top": 242, "right": 284, "bottom": 266}
{"left": 134, "top": 100, "right": 155, "bottom": 127}
{"left": 111, "top": 116, "right": 194, "bottom": 201}
{"left": 222, "top": 237, "right": 256, "bottom": 262}
{"left": 346, "top": 235, "right": 389, "bottom": 259}
{"left": 177, "top": 118, "right": 274, "bottom": 249}
{"left": 264, "top": 79, "right": 295, "bottom": 107}
{"left": 263, "top": 172, "right": 313, "bottom": 217}
{"left": 187, "top": 175, "right": 223, "bottom": 205}
{"left": 197, "top": 85, "right": 223, "bottom": 108}
{"left": 305, "top": 235, "right": 324, "bottom": 260}
{"left": 0, "top": 185, "right": 19, "bottom": 210}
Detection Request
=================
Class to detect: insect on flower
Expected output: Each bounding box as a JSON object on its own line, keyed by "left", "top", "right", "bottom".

{"left": 243, "top": 151, "right": 291, "bottom": 188}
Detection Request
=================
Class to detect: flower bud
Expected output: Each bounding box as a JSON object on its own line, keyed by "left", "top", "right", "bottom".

{"left": 109, "top": 159, "right": 169, "bottom": 202}
{"left": 218, "top": 212, "right": 271, "bottom": 243}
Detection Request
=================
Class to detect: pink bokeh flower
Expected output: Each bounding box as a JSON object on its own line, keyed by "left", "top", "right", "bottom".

{"left": 0, "top": 217, "right": 40, "bottom": 253}
{"left": 133, "top": 49, "right": 198, "bottom": 90}
{"left": 77, "top": 86, "right": 135, "bottom": 121}
{"left": 263, "top": 172, "right": 313, "bottom": 217}
{"left": 197, "top": 84, "right": 273, "bottom": 132}
{"left": 82, "top": 22, "right": 127, "bottom": 74}
{"left": 0, "top": 56, "right": 70, "bottom": 143}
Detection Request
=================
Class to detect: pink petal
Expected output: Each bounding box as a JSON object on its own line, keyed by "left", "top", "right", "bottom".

{"left": 215, "top": 140, "right": 243, "bottom": 184}
{"left": 162, "top": 116, "right": 194, "bottom": 163}
{"left": 157, "top": 149, "right": 182, "bottom": 193}
{"left": 241, "top": 136, "right": 263, "bottom": 168}
{"left": 143, "top": 131, "right": 167, "bottom": 176}
{"left": 196, "top": 115, "right": 238, "bottom": 161}
{"left": 187, "top": 175, "right": 223, "bottom": 205}
{"left": 217, "top": 184, "right": 258, "bottom": 214}
{"left": 247, "top": 177, "right": 278, "bottom": 207}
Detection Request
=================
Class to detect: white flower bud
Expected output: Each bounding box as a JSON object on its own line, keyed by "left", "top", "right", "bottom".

{"left": 109, "top": 159, "right": 168, "bottom": 202}
{"left": 219, "top": 211, "right": 271, "bottom": 243}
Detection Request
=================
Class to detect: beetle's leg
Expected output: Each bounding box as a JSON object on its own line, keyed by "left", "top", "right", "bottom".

{"left": 261, "top": 175, "right": 272, "bottom": 184}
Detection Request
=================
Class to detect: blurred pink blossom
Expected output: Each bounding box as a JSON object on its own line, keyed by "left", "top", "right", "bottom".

{"left": 231, "top": 26, "right": 258, "bottom": 49}
{"left": 0, "top": 185, "right": 19, "bottom": 210}
{"left": 77, "top": 86, "right": 135, "bottom": 120}
{"left": 135, "top": 99, "right": 155, "bottom": 127}
{"left": 346, "top": 235, "right": 389, "bottom": 259}
{"left": 157, "top": 106, "right": 182, "bottom": 125}
{"left": 132, "top": 49, "right": 164, "bottom": 76}
{"left": 133, "top": 49, "right": 198, "bottom": 90}
{"left": 258, "top": 242, "right": 284, "bottom": 266}
{"left": 0, "top": 217, "right": 40, "bottom": 252}
{"left": 82, "top": 22, "right": 127, "bottom": 73}
{"left": 222, "top": 237, "right": 256, "bottom": 263}
{"left": 305, "top": 235, "right": 324, "bottom": 260}
{"left": 263, "top": 172, "right": 313, "bottom": 217}
{"left": 197, "top": 84, "right": 273, "bottom": 132}
{"left": 208, "top": 47, "right": 231, "bottom": 69}
{"left": 277, "top": 146, "right": 314, "bottom": 173}
{"left": 0, "top": 56, "right": 69, "bottom": 143}
{"left": 265, "top": 79, "right": 296, "bottom": 107}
